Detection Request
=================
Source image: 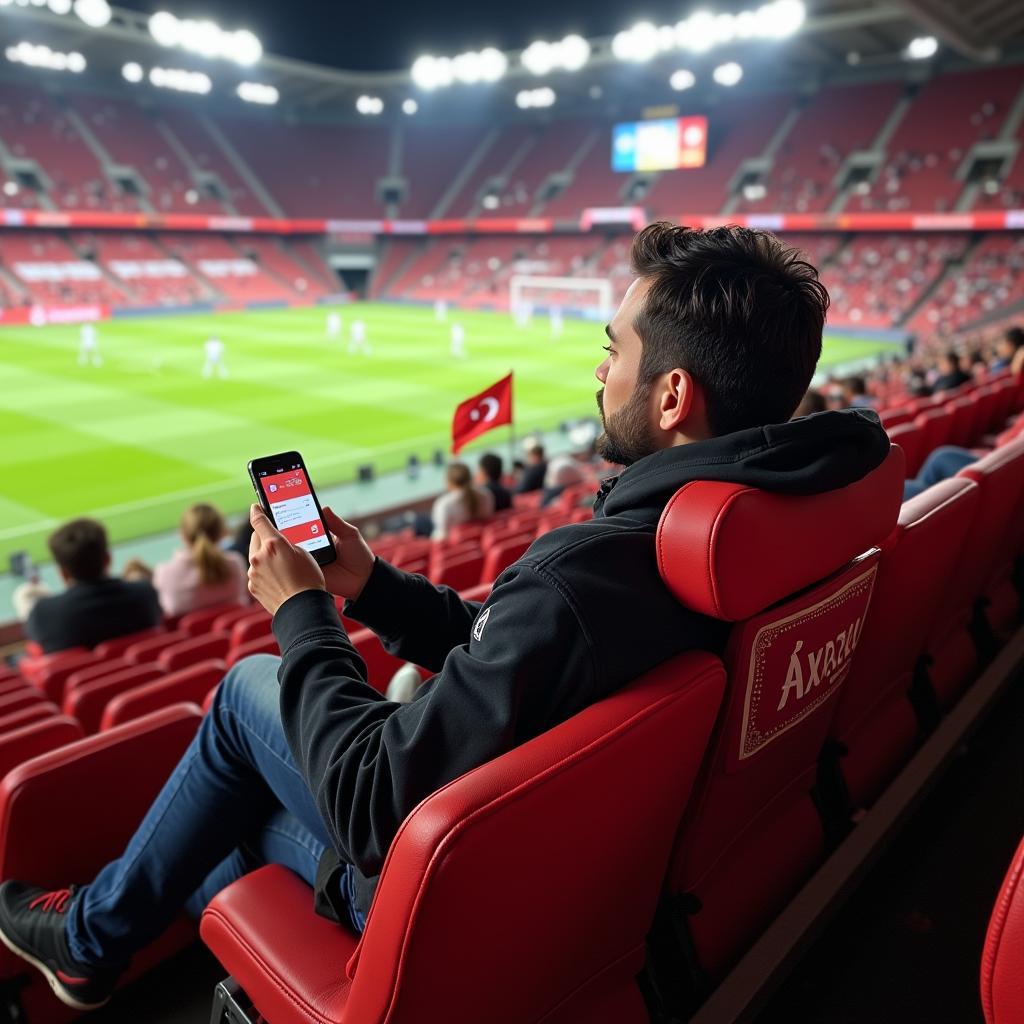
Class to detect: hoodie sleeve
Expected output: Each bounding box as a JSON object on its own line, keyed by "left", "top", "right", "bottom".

{"left": 274, "top": 564, "right": 593, "bottom": 878}
{"left": 342, "top": 557, "right": 484, "bottom": 672}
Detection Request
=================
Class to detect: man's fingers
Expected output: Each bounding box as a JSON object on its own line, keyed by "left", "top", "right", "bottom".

{"left": 250, "top": 503, "right": 281, "bottom": 542}
{"left": 321, "top": 506, "right": 354, "bottom": 536}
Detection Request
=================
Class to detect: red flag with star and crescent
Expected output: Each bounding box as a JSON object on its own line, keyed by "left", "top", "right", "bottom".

{"left": 451, "top": 373, "right": 513, "bottom": 454}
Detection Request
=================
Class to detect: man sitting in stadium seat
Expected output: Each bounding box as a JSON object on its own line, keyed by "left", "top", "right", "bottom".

{"left": 0, "top": 223, "right": 891, "bottom": 1012}
{"left": 15, "top": 518, "right": 162, "bottom": 655}
{"left": 475, "top": 452, "right": 512, "bottom": 512}
{"left": 515, "top": 442, "right": 548, "bottom": 493}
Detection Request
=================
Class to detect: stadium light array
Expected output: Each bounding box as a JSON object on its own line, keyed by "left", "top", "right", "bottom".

{"left": 515, "top": 87, "right": 556, "bottom": 109}
{"left": 411, "top": 48, "right": 507, "bottom": 90}
{"left": 402, "top": 98, "right": 418, "bottom": 115}
{"left": 713, "top": 61, "right": 743, "bottom": 85}
{"left": 72, "top": 0, "right": 109, "bottom": 27}
{"left": 906, "top": 35, "right": 938, "bottom": 60}
{"left": 5, "top": 41, "right": 86, "bottom": 72}
{"left": 237, "top": 81, "right": 279, "bottom": 105}
{"left": 521, "top": 34, "right": 591, "bottom": 74}
{"left": 148, "top": 11, "right": 262, "bottom": 66}
{"left": 613, "top": 0, "right": 804, "bottom": 62}
{"left": 356, "top": 94, "right": 384, "bottom": 115}
{"left": 670, "top": 68, "right": 696, "bottom": 91}
{"left": 121, "top": 61, "right": 143, "bottom": 82}
{"left": 149, "top": 65, "right": 211, "bottom": 94}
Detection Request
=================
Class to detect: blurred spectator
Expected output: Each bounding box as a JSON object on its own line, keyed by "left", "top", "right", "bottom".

{"left": 430, "top": 462, "right": 494, "bottom": 541}
{"left": 842, "top": 376, "right": 875, "bottom": 408}
{"left": 541, "top": 454, "right": 586, "bottom": 508}
{"left": 476, "top": 453, "right": 512, "bottom": 512}
{"left": 793, "top": 390, "right": 827, "bottom": 418}
{"left": 992, "top": 327, "right": 1023, "bottom": 371}
{"left": 17, "top": 518, "right": 162, "bottom": 654}
{"left": 903, "top": 445, "right": 977, "bottom": 502}
{"left": 227, "top": 519, "right": 256, "bottom": 568}
{"left": 932, "top": 350, "right": 971, "bottom": 392}
{"left": 152, "top": 503, "right": 248, "bottom": 617}
{"left": 515, "top": 444, "right": 547, "bottom": 494}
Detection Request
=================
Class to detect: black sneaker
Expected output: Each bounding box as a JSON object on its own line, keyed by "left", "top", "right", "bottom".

{"left": 0, "top": 882, "right": 117, "bottom": 1010}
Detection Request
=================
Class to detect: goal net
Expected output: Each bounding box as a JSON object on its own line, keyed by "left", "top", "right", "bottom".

{"left": 509, "top": 275, "right": 615, "bottom": 322}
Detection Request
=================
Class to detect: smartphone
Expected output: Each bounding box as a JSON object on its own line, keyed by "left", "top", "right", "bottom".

{"left": 247, "top": 451, "right": 337, "bottom": 567}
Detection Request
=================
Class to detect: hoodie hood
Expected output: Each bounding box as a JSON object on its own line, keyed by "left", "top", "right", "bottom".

{"left": 594, "top": 408, "right": 891, "bottom": 520}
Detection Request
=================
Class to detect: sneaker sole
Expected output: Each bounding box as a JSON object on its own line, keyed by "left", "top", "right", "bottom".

{"left": 0, "top": 921, "right": 109, "bottom": 1011}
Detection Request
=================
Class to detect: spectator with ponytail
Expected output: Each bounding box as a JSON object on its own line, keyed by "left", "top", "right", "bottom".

{"left": 153, "top": 503, "right": 248, "bottom": 617}
{"left": 429, "top": 462, "right": 494, "bottom": 541}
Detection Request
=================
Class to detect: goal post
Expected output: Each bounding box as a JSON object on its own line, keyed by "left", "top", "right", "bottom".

{"left": 509, "top": 275, "right": 615, "bottom": 321}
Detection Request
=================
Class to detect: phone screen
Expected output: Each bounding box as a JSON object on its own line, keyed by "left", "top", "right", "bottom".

{"left": 254, "top": 464, "right": 331, "bottom": 556}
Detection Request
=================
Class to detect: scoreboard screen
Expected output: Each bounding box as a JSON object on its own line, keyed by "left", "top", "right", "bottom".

{"left": 611, "top": 115, "right": 708, "bottom": 172}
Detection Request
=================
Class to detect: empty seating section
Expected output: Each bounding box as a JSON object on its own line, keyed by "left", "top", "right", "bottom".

{"left": 159, "top": 108, "right": 272, "bottom": 217}
{"left": 738, "top": 82, "right": 903, "bottom": 213}
{"left": 216, "top": 116, "right": 389, "bottom": 218}
{"left": 846, "top": 66, "right": 1022, "bottom": 213}
{"left": 398, "top": 123, "right": 488, "bottom": 217}
{"left": 233, "top": 236, "right": 328, "bottom": 302}
{"left": 543, "top": 122, "right": 630, "bottom": 218}
{"left": 644, "top": 93, "right": 795, "bottom": 216}
{"left": 286, "top": 239, "right": 339, "bottom": 293}
{"left": 71, "top": 95, "right": 220, "bottom": 214}
{"left": 446, "top": 123, "right": 535, "bottom": 216}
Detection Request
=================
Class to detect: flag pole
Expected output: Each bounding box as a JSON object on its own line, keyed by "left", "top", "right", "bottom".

{"left": 507, "top": 369, "right": 516, "bottom": 482}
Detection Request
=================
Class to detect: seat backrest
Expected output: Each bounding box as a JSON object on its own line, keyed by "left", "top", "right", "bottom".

{"left": 982, "top": 835, "right": 1024, "bottom": 1024}
{"left": 914, "top": 406, "right": 955, "bottom": 465}
{"left": 887, "top": 422, "right": 924, "bottom": 478}
{"left": 829, "top": 477, "right": 980, "bottom": 802}
{"left": 25, "top": 650, "right": 99, "bottom": 704}
{"left": 226, "top": 635, "right": 280, "bottom": 667}
{"left": 100, "top": 661, "right": 226, "bottom": 731}
{"left": 124, "top": 629, "right": 190, "bottom": 665}
{"left": 63, "top": 665, "right": 165, "bottom": 734}
{"left": 0, "top": 704, "right": 60, "bottom": 737}
{"left": 945, "top": 395, "right": 979, "bottom": 449}
{"left": 178, "top": 602, "right": 244, "bottom": 638}
{"left": 229, "top": 611, "right": 273, "bottom": 650}
{"left": 65, "top": 656, "right": 132, "bottom": 694}
{"left": 0, "top": 716, "right": 83, "bottom": 780}
{"left": 94, "top": 626, "right": 166, "bottom": 660}
{"left": 348, "top": 628, "right": 406, "bottom": 694}
{"left": 656, "top": 446, "right": 904, "bottom": 977}
{"left": 0, "top": 689, "right": 50, "bottom": 720}
{"left": 157, "top": 633, "right": 230, "bottom": 672}
{"left": 341, "top": 652, "right": 726, "bottom": 1024}
{"left": 480, "top": 533, "right": 534, "bottom": 584}
{"left": 431, "top": 551, "right": 485, "bottom": 591}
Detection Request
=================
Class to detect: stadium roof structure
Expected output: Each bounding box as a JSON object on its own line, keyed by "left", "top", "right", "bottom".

{"left": 1, "top": 0, "right": 1024, "bottom": 117}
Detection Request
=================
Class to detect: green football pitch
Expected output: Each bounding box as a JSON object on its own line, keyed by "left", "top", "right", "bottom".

{"left": 0, "top": 303, "right": 895, "bottom": 564}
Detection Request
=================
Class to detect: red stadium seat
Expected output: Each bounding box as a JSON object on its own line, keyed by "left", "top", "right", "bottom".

{"left": 512, "top": 490, "right": 544, "bottom": 509}
{"left": 656, "top": 446, "right": 904, "bottom": 983}
{"left": 432, "top": 551, "right": 486, "bottom": 591}
{"left": 157, "top": 634, "right": 230, "bottom": 672}
{"left": 887, "top": 422, "right": 926, "bottom": 478}
{"left": 826, "top": 477, "right": 980, "bottom": 809}
{"left": 64, "top": 656, "right": 132, "bottom": 694}
{"left": 982, "top": 834, "right": 1024, "bottom": 1024}
{"left": 480, "top": 533, "right": 534, "bottom": 584}
{"left": 347, "top": 628, "right": 407, "bottom": 694}
{"left": 0, "top": 704, "right": 61, "bottom": 737}
{"left": 879, "top": 407, "right": 914, "bottom": 431}
{"left": 458, "top": 583, "right": 491, "bottom": 604}
{"left": 913, "top": 406, "right": 955, "bottom": 468}
{"left": 178, "top": 602, "right": 246, "bottom": 638}
{"left": 396, "top": 555, "right": 429, "bottom": 577}
{"left": 201, "top": 652, "right": 725, "bottom": 1024}
{"left": 124, "top": 629, "right": 190, "bottom": 665}
{"left": 100, "top": 661, "right": 227, "bottom": 731}
{"left": 226, "top": 636, "right": 280, "bottom": 667}
{"left": 229, "top": 611, "right": 274, "bottom": 651}
{"left": 17, "top": 647, "right": 88, "bottom": 687}
{"left": 945, "top": 395, "right": 981, "bottom": 449}
{"left": 20, "top": 649, "right": 97, "bottom": 704}
{"left": 94, "top": 627, "right": 166, "bottom": 660}
{"left": 0, "top": 679, "right": 33, "bottom": 700}
{"left": 63, "top": 665, "right": 166, "bottom": 734}
{"left": 0, "top": 716, "right": 83, "bottom": 780}
{"left": 446, "top": 521, "right": 486, "bottom": 544}
{"left": 0, "top": 704, "right": 202, "bottom": 1022}
{"left": 212, "top": 606, "right": 260, "bottom": 635}
{"left": 926, "top": 441, "right": 1024, "bottom": 708}
{"left": 0, "top": 689, "right": 51, "bottom": 720}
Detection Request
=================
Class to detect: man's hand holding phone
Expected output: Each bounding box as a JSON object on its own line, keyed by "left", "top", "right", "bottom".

{"left": 247, "top": 503, "right": 375, "bottom": 616}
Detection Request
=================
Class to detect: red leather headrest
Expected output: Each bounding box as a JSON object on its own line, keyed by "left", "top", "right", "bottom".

{"left": 656, "top": 445, "right": 904, "bottom": 622}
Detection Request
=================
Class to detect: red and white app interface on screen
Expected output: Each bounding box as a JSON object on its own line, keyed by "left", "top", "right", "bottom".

{"left": 257, "top": 465, "right": 331, "bottom": 554}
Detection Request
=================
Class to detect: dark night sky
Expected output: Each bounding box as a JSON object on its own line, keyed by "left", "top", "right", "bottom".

{"left": 116, "top": 0, "right": 691, "bottom": 71}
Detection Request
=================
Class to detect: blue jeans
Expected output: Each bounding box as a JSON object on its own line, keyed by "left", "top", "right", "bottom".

{"left": 903, "top": 446, "right": 976, "bottom": 501}
{"left": 65, "top": 655, "right": 363, "bottom": 969}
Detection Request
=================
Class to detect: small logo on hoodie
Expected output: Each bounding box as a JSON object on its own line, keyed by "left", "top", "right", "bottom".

{"left": 472, "top": 606, "right": 491, "bottom": 642}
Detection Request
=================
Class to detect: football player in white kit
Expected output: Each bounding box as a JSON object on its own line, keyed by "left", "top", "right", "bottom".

{"left": 549, "top": 306, "right": 564, "bottom": 339}
{"left": 348, "top": 319, "right": 371, "bottom": 355}
{"left": 202, "top": 335, "right": 228, "bottom": 379}
{"left": 78, "top": 322, "right": 102, "bottom": 367}
{"left": 513, "top": 299, "right": 533, "bottom": 329}
{"left": 326, "top": 311, "right": 342, "bottom": 340}
{"left": 434, "top": 299, "right": 448, "bottom": 322}
{"left": 450, "top": 322, "right": 466, "bottom": 359}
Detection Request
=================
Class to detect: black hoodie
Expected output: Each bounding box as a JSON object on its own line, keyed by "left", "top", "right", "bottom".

{"left": 272, "top": 408, "right": 890, "bottom": 923}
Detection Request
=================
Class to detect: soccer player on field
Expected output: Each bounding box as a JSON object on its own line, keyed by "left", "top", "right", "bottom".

{"left": 202, "top": 336, "right": 228, "bottom": 379}
{"left": 78, "top": 323, "right": 101, "bottom": 367}
{"left": 326, "top": 311, "right": 342, "bottom": 340}
{"left": 348, "top": 319, "right": 370, "bottom": 355}
{"left": 450, "top": 322, "right": 466, "bottom": 359}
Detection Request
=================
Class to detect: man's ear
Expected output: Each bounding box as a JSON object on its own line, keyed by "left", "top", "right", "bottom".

{"left": 657, "top": 369, "right": 697, "bottom": 432}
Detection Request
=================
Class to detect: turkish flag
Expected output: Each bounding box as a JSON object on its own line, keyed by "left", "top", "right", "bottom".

{"left": 451, "top": 373, "right": 513, "bottom": 454}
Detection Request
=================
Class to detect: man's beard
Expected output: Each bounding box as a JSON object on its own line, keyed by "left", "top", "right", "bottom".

{"left": 595, "top": 382, "right": 658, "bottom": 467}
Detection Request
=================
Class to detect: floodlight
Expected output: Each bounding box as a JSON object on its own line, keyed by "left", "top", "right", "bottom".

{"left": 681, "top": 10, "right": 716, "bottom": 53}
{"left": 453, "top": 51, "right": 482, "bottom": 84}
{"left": 356, "top": 95, "right": 383, "bottom": 115}
{"left": 122, "top": 61, "right": 143, "bottom": 82}
{"left": 713, "top": 61, "right": 743, "bottom": 86}
{"left": 764, "top": 0, "right": 805, "bottom": 38}
{"left": 670, "top": 68, "right": 696, "bottom": 91}
{"left": 907, "top": 36, "right": 938, "bottom": 59}
{"left": 46, "top": 0, "right": 71, "bottom": 12}
{"left": 230, "top": 29, "right": 262, "bottom": 66}
{"left": 237, "top": 81, "right": 278, "bottom": 105}
{"left": 516, "top": 88, "right": 553, "bottom": 109}
{"left": 402, "top": 98, "right": 418, "bottom": 115}
{"left": 73, "top": 0, "right": 109, "bottom": 27}
{"left": 560, "top": 34, "right": 590, "bottom": 71}
{"left": 522, "top": 40, "right": 554, "bottom": 75}
{"left": 149, "top": 66, "right": 211, "bottom": 94}
{"left": 67, "top": 51, "right": 85, "bottom": 72}
{"left": 478, "top": 47, "right": 507, "bottom": 81}
{"left": 149, "top": 11, "right": 179, "bottom": 47}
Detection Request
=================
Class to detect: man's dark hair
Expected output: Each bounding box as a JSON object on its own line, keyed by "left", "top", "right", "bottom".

{"left": 478, "top": 452, "right": 503, "bottom": 482}
{"left": 48, "top": 518, "right": 109, "bottom": 583}
{"left": 846, "top": 375, "right": 867, "bottom": 396}
{"left": 944, "top": 350, "right": 961, "bottom": 367}
{"left": 629, "top": 222, "right": 829, "bottom": 435}
{"left": 1005, "top": 326, "right": 1024, "bottom": 349}
{"left": 527, "top": 444, "right": 545, "bottom": 460}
